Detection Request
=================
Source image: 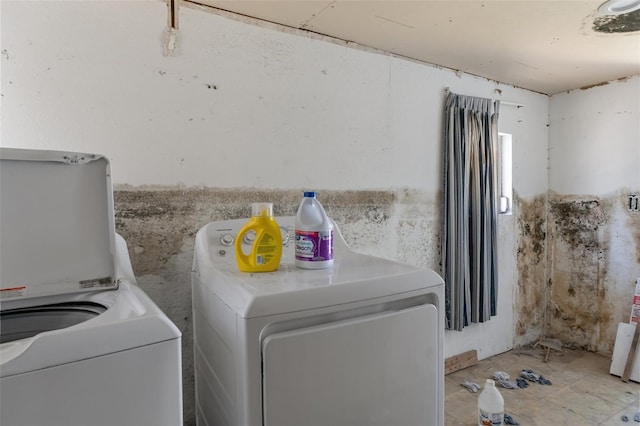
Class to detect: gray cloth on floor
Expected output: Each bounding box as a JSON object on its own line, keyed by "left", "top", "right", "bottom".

{"left": 461, "top": 380, "right": 480, "bottom": 393}
{"left": 493, "top": 371, "right": 510, "bottom": 381}
{"left": 537, "top": 375, "right": 552, "bottom": 385}
{"left": 496, "top": 379, "right": 518, "bottom": 389}
{"left": 493, "top": 371, "right": 518, "bottom": 389}
{"left": 520, "top": 369, "right": 540, "bottom": 382}
{"left": 504, "top": 413, "right": 520, "bottom": 425}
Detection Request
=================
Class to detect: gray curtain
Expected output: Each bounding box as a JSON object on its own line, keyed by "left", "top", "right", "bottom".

{"left": 442, "top": 91, "right": 500, "bottom": 331}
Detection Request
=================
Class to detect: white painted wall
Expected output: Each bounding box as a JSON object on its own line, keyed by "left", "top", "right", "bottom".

{"left": 550, "top": 76, "right": 640, "bottom": 195}
{"left": 2, "top": 1, "right": 549, "bottom": 362}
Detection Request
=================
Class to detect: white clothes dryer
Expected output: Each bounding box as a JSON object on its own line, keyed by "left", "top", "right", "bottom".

{"left": 192, "top": 217, "right": 444, "bottom": 426}
{"left": 0, "top": 148, "right": 183, "bottom": 426}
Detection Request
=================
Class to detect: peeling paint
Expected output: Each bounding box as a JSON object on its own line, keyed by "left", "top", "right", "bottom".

{"left": 580, "top": 81, "right": 610, "bottom": 91}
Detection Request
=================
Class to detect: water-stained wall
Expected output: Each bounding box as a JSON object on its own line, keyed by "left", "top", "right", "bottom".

{"left": 114, "top": 187, "right": 440, "bottom": 271}
{"left": 547, "top": 192, "right": 639, "bottom": 353}
{"left": 515, "top": 188, "right": 640, "bottom": 355}
{"left": 514, "top": 193, "right": 547, "bottom": 345}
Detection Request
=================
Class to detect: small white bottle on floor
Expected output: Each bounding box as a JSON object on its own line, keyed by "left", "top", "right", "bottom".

{"left": 478, "top": 379, "right": 504, "bottom": 425}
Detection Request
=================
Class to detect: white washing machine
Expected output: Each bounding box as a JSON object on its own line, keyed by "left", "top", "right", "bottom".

{"left": 192, "top": 217, "right": 444, "bottom": 426}
{"left": 0, "top": 148, "right": 183, "bottom": 426}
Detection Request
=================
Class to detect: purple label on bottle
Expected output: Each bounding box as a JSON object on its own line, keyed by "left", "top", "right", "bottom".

{"left": 295, "top": 230, "right": 333, "bottom": 262}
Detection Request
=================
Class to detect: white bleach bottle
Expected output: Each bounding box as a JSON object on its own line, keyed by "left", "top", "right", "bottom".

{"left": 294, "top": 191, "right": 334, "bottom": 269}
{"left": 478, "top": 379, "right": 504, "bottom": 425}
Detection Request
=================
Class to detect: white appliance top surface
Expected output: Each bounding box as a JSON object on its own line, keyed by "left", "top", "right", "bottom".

{"left": 0, "top": 148, "right": 117, "bottom": 300}
{"left": 0, "top": 235, "right": 181, "bottom": 378}
{"left": 193, "top": 217, "right": 444, "bottom": 318}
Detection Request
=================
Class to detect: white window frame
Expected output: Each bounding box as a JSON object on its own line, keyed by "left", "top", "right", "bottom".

{"left": 498, "top": 132, "right": 513, "bottom": 215}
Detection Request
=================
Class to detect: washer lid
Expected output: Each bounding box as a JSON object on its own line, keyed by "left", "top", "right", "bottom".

{"left": 0, "top": 148, "right": 118, "bottom": 300}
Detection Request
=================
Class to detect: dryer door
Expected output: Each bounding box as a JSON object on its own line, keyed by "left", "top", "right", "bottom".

{"left": 262, "top": 304, "right": 439, "bottom": 426}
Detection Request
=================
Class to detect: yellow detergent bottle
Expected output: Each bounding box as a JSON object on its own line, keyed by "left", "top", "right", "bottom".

{"left": 235, "top": 203, "right": 283, "bottom": 272}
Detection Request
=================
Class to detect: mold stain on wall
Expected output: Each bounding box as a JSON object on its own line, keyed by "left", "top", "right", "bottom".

{"left": 515, "top": 193, "right": 547, "bottom": 344}
{"left": 377, "top": 189, "right": 441, "bottom": 270}
{"left": 114, "top": 187, "right": 399, "bottom": 276}
{"left": 592, "top": 9, "right": 640, "bottom": 33}
{"left": 547, "top": 193, "right": 615, "bottom": 352}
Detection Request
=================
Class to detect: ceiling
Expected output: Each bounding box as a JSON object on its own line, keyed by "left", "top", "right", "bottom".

{"left": 188, "top": 0, "right": 640, "bottom": 95}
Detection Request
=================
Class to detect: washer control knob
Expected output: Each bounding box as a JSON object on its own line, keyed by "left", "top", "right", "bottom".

{"left": 220, "top": 233, "right": 234, "bottom": 246}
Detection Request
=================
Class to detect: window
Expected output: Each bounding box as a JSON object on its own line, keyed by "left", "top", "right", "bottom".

{"left": 498, "top": 132, "right": 513, "bottom": 215}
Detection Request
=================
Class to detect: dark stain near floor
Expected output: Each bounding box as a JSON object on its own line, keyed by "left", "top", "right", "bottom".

{"left": 593, "top": 9, "right": 640, "bottom": 34}
{"left": 515, "top": 194, "right": 547, "bottom": 338}
{"left": 114, "top": 187, "right": 394, "bottom": 275}
{"left": 547, "top": 193, "right": 615, "bottom": 352}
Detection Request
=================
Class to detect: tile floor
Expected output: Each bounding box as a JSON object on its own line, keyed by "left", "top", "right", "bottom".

{"left": 445, "top": 346, "right": 640, "bottom": 425}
